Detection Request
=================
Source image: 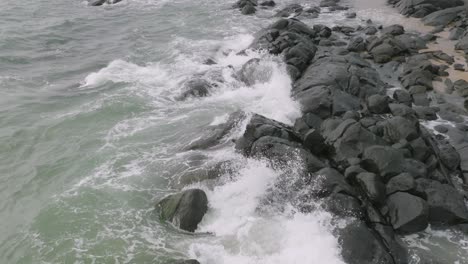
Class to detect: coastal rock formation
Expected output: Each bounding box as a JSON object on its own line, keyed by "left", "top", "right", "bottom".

{"left": 157, "top": 189, "right": 208, "bottom": 232}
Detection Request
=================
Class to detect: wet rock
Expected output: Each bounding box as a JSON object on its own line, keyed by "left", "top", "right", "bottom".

{"left": 321, "top": 193, "right": 363, "bottom": 218}
{"left": 362, "top": 145, "right": 408, "bottom": 180}
{"left": 394, "top": 0, "right": 464, "bottom": 18}
{"left": 416, "top": 179, "right": 468, "bottom": 226}
{"left": 347, "top": 37, "right": 366, "bottom": 52}
{"left": 438, "top": 140, "right": 461, "bottom": 171}
{"left": 337, "top": 220, "right": 394, "bottom": 264}
{"left": 89, "top": 0, "right": 123, "bottom": 5}
{"left": 355, "top": 172, "right": 386, "bottom": 204}
{"left": 242, "top": 4, "right": 256, "bottom": 15}
{"left": 259, "top": 0, "right": 275, "bottom": 6}
{"left": 413, "top": 106, "right": 437, "bottom": 120}
{"left": 250, "top": 19, "right": 317, "bottom": 78}
{"left": 412, "top": 93, "right": 430, "bottom": 106}
{"left": 186, "top": 111, "right": 246, "bottom": 150}
{"left": 449, "top": 27, "right": 464, "bottom": 40}
{"left": 294, "top": 54, "right": 384, "bottom": 116}
{"left": 367, "top": 94, "right": 389, "bottom": 114}
{"left": 332, "top": 90, "right": 361, "bottom": 116}
{"left": 381, "top": 24, "right": 405, "bottom": 36}
{"left": 402, "top": 158, "right": 428, "bottom": 179}
{"left": 157, "top": 189, "right": 208, "bottom": 232}
{"left": 365, "top": 26, "right": 378, "bottom": 35}
{"left": 302, "top": 128, "right": 327, "bottom": 155}
{"left": 178, "top": 79, "right": 213, "bottom": 99}
{"left": 345, "top": 165, "right": 367, "bottom": 181}
{"left": 434, "top": 125, "right": 449, "bottom": 133}
{"left": 345, "top": 12, "right": 356, "bottom": 19}
{"left": 381, "top": 116, "right": 419, "bottom": 143}
{"left": 274, "top": 4, "right": 303, "bottom": 17}
{"left": 312, "top": 168, "right": 356, "bottom": 198}
{"left": 386, "top": 173, "right": 415, "bottom": 195}
{"left": 368, "top": 35, "right": 408, "bottom": 63}
{"left": 393, "top": 89, "right": 412, "bottom": 106}
{"left": 454, "top": 79, "right": 468, "bottom": 97}
{"left": 389, "top": 103, "right": 416, "bottom": 119}
{"left": 422, "top": 6, "right": 465, "bottom": 27}
{"left": 238, "top": 58, "right": 272, "bottom": 85}
{"left": 387, "top": 192, "right": 429, "bottom": 234}
{"left": 324, "top": 119, "right": 388, "bottom": 163}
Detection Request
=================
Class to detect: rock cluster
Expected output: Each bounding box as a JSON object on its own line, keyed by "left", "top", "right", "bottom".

{"left": 155, "top": 0, "right": 468, "bottom": 263}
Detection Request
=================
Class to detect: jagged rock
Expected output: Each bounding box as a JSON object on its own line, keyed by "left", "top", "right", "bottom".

{"left": 381, "top": 116, "right": 419, "bottom": 143}
{"left": 393, "top": 89, "right": 412, "bottom": 106}
{"left": 321, "top": 193, "right": 363, "bottom": 218}
{"left": 409, "top": 137, "right": 431, "bottom": 161}
{"left": 438, "top": 140, "right": 461, "bottom": 171}
{"left": 386, "top": 173, "right": 415, "bottom": 195}
{"left": 415, "top": 179, "right": 468, "bottom": 226}
{"left": 381, "top": 24, "right": 405, "bottom": 36}
{"left": 365, "top": 26, "right": 378, "bottom": 35}
{"left": 312, "top": 168, "right": 356, "bottom": 197}
{"left": 394, "top": 0, "right": 464, "bottom": 18}
{"left": 324, "top": 119, "right": 388, "bottom": 163}
{"left": 422, "top": 6, "right": 465, "bottom": 26}
{"left": 157, "top": 189, "right": 208, "bottom": 232}
{"left": 368, "top": 35, "right": 408, "bottom": 63}
{"left": 259, "top": 0, "right": 275, "bottom": 6}
{"left": 387, "top": 192, "right": 429, "bottom": 234}
{"left": 294, "top": 54, "right": 384, "bottom": 116}
{"left": 250, "top": 19, "right": 317, "bottom": 78}
{"left": 361, "top": 145, "right": 405, "bottom": 180}
{"left": 355, "top": 172, "right": 386, "bottom": 204}
{"left": 389, "top": 103, "right": 417, "bottom": 119}
{"left": 347, "top": 37, "right": 366, "bottom": 52}
{"left": 454, "top": 79, "right": 468, "bottom": 97}
{"left": 367, "top": 94, "right": 389, "bottom": 114}
{"left": 413, "top": 106, "right": 437, "bottom": 120}
{"left": 178, "top": 79, "right": 212, "bottom": 99}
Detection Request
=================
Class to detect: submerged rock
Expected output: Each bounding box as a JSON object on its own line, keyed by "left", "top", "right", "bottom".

{"left": 157, "top": 189, "right": 208, "bottom": 232}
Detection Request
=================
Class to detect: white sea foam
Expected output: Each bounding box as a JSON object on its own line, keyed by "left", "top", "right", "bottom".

{"left": 182, "top": 157, "right": 345, "bottom": 264}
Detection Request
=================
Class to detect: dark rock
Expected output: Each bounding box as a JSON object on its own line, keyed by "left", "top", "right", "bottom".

{"left": 413, "top": 106, "right": 438, "bottom": 120}
{"left": 274, "top": 4, "right": 303, "bottom": 17}
{"left": 389, "top": 103, "right": 416, "bottom": 119}
{"left": 449, "top": 27, "right": 464, "bottom": 40}
{"left": 387, "top": 192, "right": 429, "bottom": 234}
{"left": 355, "top": 172, "right": 386, "bottom": 204}
{"left": 381, "top": 24, "right": 405, "bottom": 36}
{"left": 365, "top": 26, "right": 378, "bottom": 35}
{"left": 346, "top": 12, "right": 357, "bottom": 18}
{"left": 395, "top": 0, "right": 464, "bottom": 17}
{"left": 242, "top": 4, "right": 256, "bottom": 15}
{"left": 393, "top": 89, "right": 412, "bottom": 106}
{"left": 438, "top": 141, "right": 461, "bottom": 171}
{"left": 402, "top": 158, "right": 428, "bottom": 179}
{"left": 303, "top": 128, "right": 327, "bottom": 155}
{"left": 412, "top": 93, "right": 430, "bottom": 106}
{"left": 367, "top": 94, "right": 389, "bottom": 114}
{"left": 362, "top": 145, "right": 405, "bottom": 180}
{"left": 337, "top": 220, "right": 394, "bottom": 264}
{"left": 368, "top": 35, "right": 408, "bottom": 63}
{"left": 259, "top": 0, "right": 275, "bottom": 6}
{"left": 454, "top": 79, "right": 468, "bottom": 97}
{"left": 157, "top": 189, "right": 208, "bottom": 232}
{"left": 179, "top": 79, "right": 213, "bottom": 99}
{"left": 386, "top": 173, "right": 415, "bottom": 195}
{"left": 324, "top": 119, "right": 388, "bottom": 163}
{"left": 422, "top": 6, "right": 465, "bottom": 27}
{"left": 381, "top": 116, "right": 419, "bottom": 143}
{"left": 434, "top": 125, "right": 449, "bottom": 133}
{"left": 321, "top": 193, "right": 363, "bottom": 218}
{"left": 347, "top": 37, "right": 367, "bottom": 52}
{"left": 454, "top": 63, "right": 465, "bottom": 71}
{"left": 416, "top": 179, "right": 468, "bottom": 226}
{"left": 332, "top": 90, "right": 361, "bottom": 116}
{"left": 312, "top": 168, "right": 356, "bottom": 198}
{"left": 345, "top": 165, "right": 366, "bottom": 181}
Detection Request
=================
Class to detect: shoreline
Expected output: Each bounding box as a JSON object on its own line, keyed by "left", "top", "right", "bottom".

{"left": 85, "top": 0, "right": 468, "bottom": 263}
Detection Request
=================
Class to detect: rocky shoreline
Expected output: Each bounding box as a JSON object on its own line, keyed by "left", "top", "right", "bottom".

{"left": 91, "top": 0, "right": 468, "bottom": 263}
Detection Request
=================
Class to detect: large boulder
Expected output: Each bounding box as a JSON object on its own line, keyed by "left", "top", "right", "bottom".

{"left": 294, "top": 54, "right": 385, "bottom": 116}
{"left": 416, "top": 179, "right": 468, "bottom": 226}
{"left": 355, "top": 172, "right": 386, "bottom": 204}
{"left": 422, "top": 6, "right": 465, "bottom": 26}
{"left": 393, "top": 0, "right": 464, "bottom": 18}
{"left": 361, "top": 145, "right": 405, "bottom": 180}
{"left": 250, "top": 19, "right": 317, "bottom": 78}
{"left": 387, "top": 192, "right": 429, "bottom": 234}
{"left": 323, "top": 119, "right": 388, "bottom": 163}
{"left": 157, "top": 189, "right": 208, "bottom": 232}
{"left": 337, "top": 221, "right": 395, "bottom": 264}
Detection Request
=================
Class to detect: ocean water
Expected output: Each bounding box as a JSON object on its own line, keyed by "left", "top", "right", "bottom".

{"left": 0, "top": 0, "right": 467, "bottom": 263}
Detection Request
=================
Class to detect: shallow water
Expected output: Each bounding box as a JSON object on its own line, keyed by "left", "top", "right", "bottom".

{"left": 0, "top": 0, "right": 467, "bottom": 263}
